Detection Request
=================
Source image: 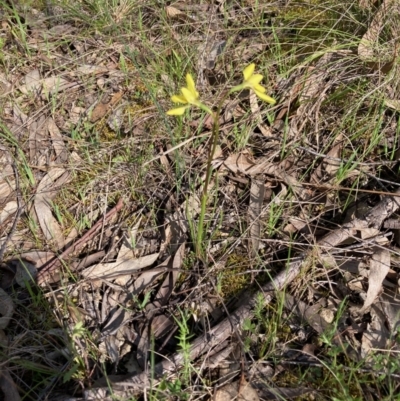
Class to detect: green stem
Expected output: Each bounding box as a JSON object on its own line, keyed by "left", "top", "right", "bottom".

{"left": 195, "top": 98, "right": 226, "bottom": 260}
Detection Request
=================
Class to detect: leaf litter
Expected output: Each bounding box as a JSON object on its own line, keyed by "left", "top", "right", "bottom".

{"left": 1, "top": 1, "right": 400, "bottom": 400}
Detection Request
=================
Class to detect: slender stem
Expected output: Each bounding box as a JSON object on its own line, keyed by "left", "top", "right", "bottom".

{"left": 195, "top": 99, "right": 224, "bottom": 260}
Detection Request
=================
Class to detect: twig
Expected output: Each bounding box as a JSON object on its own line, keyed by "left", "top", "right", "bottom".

{"left": 36, "top": 198, "right": 124, "bottom": 285}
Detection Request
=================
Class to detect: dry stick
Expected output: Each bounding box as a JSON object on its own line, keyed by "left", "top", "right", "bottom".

{"left": 36, "top": 198, "right": 124, "bottom": 285}
{"left": 85, "top": 188, "right": 400, "bottom": 398}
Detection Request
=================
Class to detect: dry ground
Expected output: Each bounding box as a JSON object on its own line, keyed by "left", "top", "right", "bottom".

{"left": 1, "top": 0, "right": 400, "bottom": 400}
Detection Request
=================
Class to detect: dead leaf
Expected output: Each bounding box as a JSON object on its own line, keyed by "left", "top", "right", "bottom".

{"left": 81, "top": 252, "right": 160, "bottom": 280}
{"left": 114, "top": 224, "right": 142, "bottom": 285}
{"left": 20, "top": 251, "right": 56, "bottom": 267}
{"left": 90, "top": 91, "right": 124, "bottom": 123}
{"left": 359, "top": 248, "right": 391, "bottom": 313}
{"left": 163, "top": 210, "right": 188, "bottom": 254}
{"left": 76, "top": 65, "right": 109, "bottom": 75}
{"left": 19, "top": 74, "right": 75, "bottom": 95}
{"left": 358, "top": 0, "right": 396, "bottom": 63}
{"left": 101, "top": 307, "right": 132, "bottom": 338}
{"left": 379, "top": 288, "right": 400, "bottom": 332}
{"left": 150, "top": 313, "right": 174, "bottom": 339}
{"left": 165, "top": 5, "right": 185, "bottom": 18}
{"left": 284, "top": 293, "right": 333, "bottom": 336}
{"left": 165, "top": 5, "right": 196, "bottom": 23}
{"left": 153, "top": 243, "right": 184, "bottom": 307}
{"left": 130, "top": 254, "right": 175, "bottom": 296}
{"left": 222, "top": 152, "right": 255, "bottom": 174}
{"left": 310, "top": 142, "right": 343, "bottom": 184}
{"left": 34, "top": 168, "right": 69, "bottom": 249}
{"left": 29, "top": 115, "right": 49, "bottom": 166}
{"left": 361, "top": 304, "right": 390, "bottom": 358}
{"left": 21, "top": 69, "right": 41, "bottom": 94}
{"left": 0, "top": 201, "right": 18, "bottom": 225}
{"left": 215, "top": 380, "right": 259, "bottom": 401}
{"left": 0, "top": 146, "right": 14, "bottom": 179}
{"left": 0, "top": 73, "right": 12, "bottom": 97}
{"left": 47, "top": 118, "right": 69, "bottom": 164}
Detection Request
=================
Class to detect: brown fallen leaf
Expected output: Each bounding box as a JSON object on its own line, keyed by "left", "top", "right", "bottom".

{"left": 361, "top": 304, "right": 390, "bottom": 358}
{"left": 222, "top": 152, "right": 255, "bottom": 174}
{"left": 359, "top": 248, "right": 391, "bottom": 314}
{"left": 75, "top": 64, "right": 110, "bottom": 75}
{"left": 310, "top": 142, "right": 342, "bottom": 184}
{"left": 34, "top": 168, "right": 70, "bottom": 249}
{"left": 89, "top": 91, "right": 124, "bottom": 123}
{"left": 153, "top": 242, "right": 184, "bottom": 307}
{"left": 0, "top": 201, "right": 18, "bottom": 225}
{"left": 20, "top": 250, "right": 56, "bottom": 267}
{"left": 165, "top": 5, "right": 186, "bottom": 19}
{"left": 0, "top": 72, "right": 12, "bottom": 97}
{"left": 215, "top": 380, "right": 259, "bottom": 401}
{"left": 21, "top": 69, "right": 41, "bottom": 94}
{"left": 19, "top": 73, "right": 75, "bottom": 95}
{"left": 284, "top": 293, "right": 334, "bottom": 336}
{"left": 358, "top": 0, "right": 396, "bottom": 64}
{"left": 47, "top": 118, "right": 69, "bottom": 164}
{"left": 80, "top": 252, "right": 160, "bottom": 280}
{"left": 29, "top": 115, "right": 49, "bottom": 167}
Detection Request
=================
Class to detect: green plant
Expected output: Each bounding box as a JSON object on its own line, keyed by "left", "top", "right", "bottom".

{"left": 166, "top": 64, "right": 276, "bottom": 259}
{"left": 173, "top": 308, "right": 195, "bottom": 386}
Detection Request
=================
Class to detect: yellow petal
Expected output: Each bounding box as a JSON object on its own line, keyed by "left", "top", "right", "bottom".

{"left": 247, "top": 74, "right": 264, "bottom": 85}
{"left": 253, "top": 83, "right": 266, "bottom": 93}
{"left": 181, "top": 87, "right": 197, "bottom": 104}
{"left": 243, "top": 63, "right": 255, "bottom": 81}
{"left": 166, "top": 106, "right": 189, "bottom": 115}
{"left": 186, "top": 74, "right": 199, "bottom": 98}
{"left": 171, "top": 94, "right": 188, "bottom": 104}
{"left": 254, "top": 90, "right": 276, "bottom": 104}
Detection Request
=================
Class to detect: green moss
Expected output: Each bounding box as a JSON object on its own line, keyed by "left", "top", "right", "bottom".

{"left": 218, "top": 253, "right": 251, "bottom": 298}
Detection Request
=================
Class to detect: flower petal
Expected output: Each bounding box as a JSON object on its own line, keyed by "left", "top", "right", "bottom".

{"left": 166, "top": 106, "right": 189, "bottom": 115}
{"left": 171, "top": 94, "right": 188, "bottom": 104}
{"left": 254, "top": 90, "right": 276, "bottom": 104}
{"left": 247, "top": 74, "right": 264, "bottom": 85}
{"left": 186, "top": 74, "right": 199, "bottom": 98}
{"left": 252, "top": 83, "right": 266, "bottom": 93}
{"left": 243, "top": 63, "right": 255, "bottom": 81}
{"left": 181, "top": 87, "right": 197, "bottom": 104}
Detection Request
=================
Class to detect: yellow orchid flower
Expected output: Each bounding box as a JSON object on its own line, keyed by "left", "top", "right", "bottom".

{"left": 167, "top": 74, "right": 212, "bottom": 116}
{"left": 231, "top": 63, "right": 276, "bottom": 104}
